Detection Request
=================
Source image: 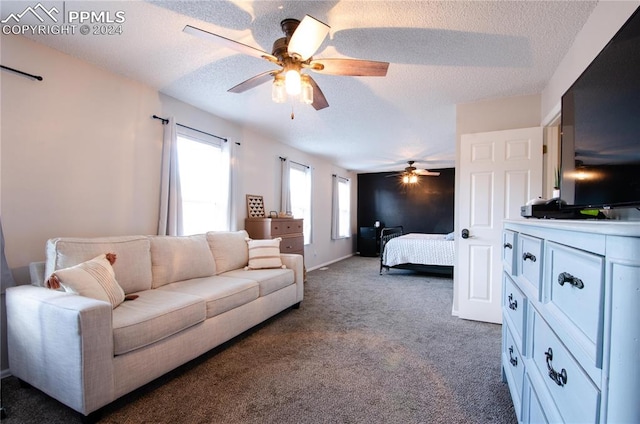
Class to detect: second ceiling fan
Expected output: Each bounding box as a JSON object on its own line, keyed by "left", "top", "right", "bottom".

{"left": 183, "top": 15, "right": 389, "bottom": 111}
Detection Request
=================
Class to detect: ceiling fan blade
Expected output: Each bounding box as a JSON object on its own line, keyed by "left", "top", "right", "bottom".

{"left": 228, "top": 70, "right": 279, "bottom": 93}
{"left": 309, "top": 58, "right": 389, "bottom": 76}
{"left": 288, "top": 15, "right": 330, "bottom": 61}
{"left": 415, "top": 170, "right": 441, "bottom": 176}
{"left": 306, "top": 75, "right": 329, "bottom": 110}
{"left": 183, "top": 25, "right": 277, "bottom": 62}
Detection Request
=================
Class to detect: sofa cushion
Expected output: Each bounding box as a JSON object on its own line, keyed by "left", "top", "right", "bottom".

{"left": 158, "top": 275, "right": 259, "bottom": 318}
{"left": 45, "top": 236, "right": 152, "bottom": 294}
{"left": 149, "top": 234, "right": 216, "bottom": 288}
{"left": 245, "top": 238, "right": 286, "bottom": 270}
{"left": 112, "top": 289, "right": 205, "bottom": 355}
{"left": 206, "top": 230, "right": 249, "bottom": 274}
{"left": 221, "top": 268, "right": 295, "bottom": 297}
{"left": 50, "top": 254, "right": 125, "bottom": 308}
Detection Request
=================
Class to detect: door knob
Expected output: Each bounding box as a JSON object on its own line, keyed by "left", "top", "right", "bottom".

{"left": 461, "top": 229, "right": 470, "bottom": 239}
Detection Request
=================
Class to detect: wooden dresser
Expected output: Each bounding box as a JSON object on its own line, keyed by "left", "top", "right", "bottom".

{"left": 244, "top": 218, "right": 304, "bottom": 258}
{"left": 501, "top": 219, "right": 640, "bottom": 423}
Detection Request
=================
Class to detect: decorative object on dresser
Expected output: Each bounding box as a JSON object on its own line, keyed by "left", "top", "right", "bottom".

{"left": 246, "top": 194, "right": 265, "bottom": 218}
{"left": 245, "top": 218, "right": 304, "bottom": 258}
{"left": 501, "top": 220, "right": 640, "bottom": 423}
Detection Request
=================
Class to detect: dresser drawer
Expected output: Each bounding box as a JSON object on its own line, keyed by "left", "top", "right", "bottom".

{"left": 279, "top": 235, "right": 304, "bottom": 254}
{"left": 531, "top": 310, "right": 600, "bottom": 424}
{"left": 545, "top": 242, "right": 604, "bottom": 366}
{"left": 503, "top": 273, "right": 526, "bottom": 351}
{"left": 503, "top": 325, "right": 524, "bottom": 418}
{"left": 518, "top": 234, "right": 543, "bottom": 299}
{"left": 502, "top": 230, "right": 517, "bottom": 275}
{"left": 272, "top": 219, "right": 303, "bottom": 236}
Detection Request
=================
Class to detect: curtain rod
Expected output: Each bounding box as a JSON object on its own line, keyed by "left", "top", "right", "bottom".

{"left": 332, "top": 174, "right": 350, "bottom": 181}
{"left": 152, "top": 115, "right": 228, "bottom": 143}
{"left": 1, "top": 65, "right": 43, "bottom": 81}
{"left": 279, "top": 157, "right": 309, "bottom": 169}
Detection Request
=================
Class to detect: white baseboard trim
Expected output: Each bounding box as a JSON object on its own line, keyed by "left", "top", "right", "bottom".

{"left": 307, "top": 254, "right": 354, "bottom": 272}
{"left": 1, "top": 368, "right": 12, "bottom": 379}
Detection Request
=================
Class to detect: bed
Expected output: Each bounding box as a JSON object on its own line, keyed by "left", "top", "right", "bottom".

{"left": 379, "top": 226, "right": 455, "bottom": 276}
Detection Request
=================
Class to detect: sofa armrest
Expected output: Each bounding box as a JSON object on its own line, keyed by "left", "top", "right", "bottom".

{"left": 6, "top": 285, "right": 115, "bottom": 415}
{"left": 29, "top": 261, "right": 45, "bottom": 286}
{"left": 280, "top": 253, "right": 304, "bottom": 302}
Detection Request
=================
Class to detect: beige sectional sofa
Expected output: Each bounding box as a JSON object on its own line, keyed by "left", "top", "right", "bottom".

{"left": 5, "top": 230, "right": 304, "bottom": 419}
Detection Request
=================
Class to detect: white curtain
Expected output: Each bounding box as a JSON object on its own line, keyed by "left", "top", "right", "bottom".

{"left": 222, "top": 138, "right": 234, "bottom": 230}
{"left": 1, "top": 217, "right": 15, "bottom": 293}
{"left": 280, "top": 157, "right": 291, "bottom": 214}
{"left": 331, "top": 175, "right": 340, "bottom": 240}
{"left": 157, "top": 117, "right": 183, "bottom": 236}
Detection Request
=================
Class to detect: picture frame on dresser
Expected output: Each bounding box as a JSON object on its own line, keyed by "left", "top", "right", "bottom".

{"left": 246, "top": 194, "right": 265, "bottom": 218}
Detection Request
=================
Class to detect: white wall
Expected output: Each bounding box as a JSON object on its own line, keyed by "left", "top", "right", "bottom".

{"left": 0, "top": 34, "right": 355, "bottom": 373}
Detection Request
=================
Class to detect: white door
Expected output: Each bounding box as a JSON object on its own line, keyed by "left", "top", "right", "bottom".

{"left": 456, "top": 127, "right": 542, "bottom": 323}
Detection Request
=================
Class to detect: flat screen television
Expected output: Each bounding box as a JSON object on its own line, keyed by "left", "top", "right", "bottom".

{"left": 560, "top": 7, "right": 640, "bottom": 210}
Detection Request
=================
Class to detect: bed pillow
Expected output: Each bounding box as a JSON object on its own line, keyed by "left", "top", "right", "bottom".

{"left": 46, "top": 253, "right": 125, "bottom": 308}
{"left": 245, "top": 238, "right": 286, "bottom": 270}
{"left": 444, "top": 232, "right": 455, "bottom": 241}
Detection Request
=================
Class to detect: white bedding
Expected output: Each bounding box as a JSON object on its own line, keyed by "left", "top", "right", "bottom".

{"left": 382, "top": 233, "right": 455, "bottom": 267}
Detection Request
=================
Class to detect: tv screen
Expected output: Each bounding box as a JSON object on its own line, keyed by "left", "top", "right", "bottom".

{"left": 560, "top": 7, "right": 640, "bottom": 209}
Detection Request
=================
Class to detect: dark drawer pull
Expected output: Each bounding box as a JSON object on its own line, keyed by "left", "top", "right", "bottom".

{"left": 508, "top": 294, "right": 518, "bottom": 311}
{"left": 557, "top": 272, "right": 584, "bottom": 289}
{"left": 503, "top": 242, "right": 512, "bottom": 249}
{"left": 545, "top": 348, "right": 567, "bottom": 387}
{"left": 523, "top": 252, "right": 537, "bottom": 262}
{"left": 509, "top": 346, "right": 518, "bottom": 367}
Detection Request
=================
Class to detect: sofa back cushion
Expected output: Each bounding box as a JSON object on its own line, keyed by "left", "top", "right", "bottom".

{"left": 206, "top": 230, "right": 249, "bottom": 274}
{"left": 149, "top": 234, "right": 216, "bottom": 288}
{"left": 45, "top": 236, "right": 152, "bottom": 294}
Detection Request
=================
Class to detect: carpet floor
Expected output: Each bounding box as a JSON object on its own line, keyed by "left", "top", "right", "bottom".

{"left": 1, "top": 256, "right": 516, "bottom": 424}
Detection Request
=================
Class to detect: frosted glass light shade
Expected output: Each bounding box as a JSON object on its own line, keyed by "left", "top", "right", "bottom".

{"left": 301, "top": 75, "right": 313, "bottom": 104}
{"left": 285, "top": 70, "right": 301, "bottom": 96}
{"left": 272, "top": 78, "right": 286, "bottom": 103}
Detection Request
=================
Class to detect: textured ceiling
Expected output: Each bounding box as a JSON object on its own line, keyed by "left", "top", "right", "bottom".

{"left": 3, "top": 0, "right": 598, "bottom": 172}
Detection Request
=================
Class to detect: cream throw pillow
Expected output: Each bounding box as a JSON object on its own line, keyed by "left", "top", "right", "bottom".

{"left": 50, "top": 254, "right": 125, "bottom": 308}
{"left": 245, "top": 238, "right": 286, "bottom": 270}
{"left": 206, "top": 230, "right": 250, "bottom": 274}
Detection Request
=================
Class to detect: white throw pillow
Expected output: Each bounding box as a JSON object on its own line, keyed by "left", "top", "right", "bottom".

{"left": 49, "top": 254, "right": 125, "bottom": 308}
{"left": 245, "top": 238, "right": 286, "bottom": 270}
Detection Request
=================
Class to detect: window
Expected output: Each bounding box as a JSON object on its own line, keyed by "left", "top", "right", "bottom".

{"left": 289, "top": 162, "right": 312, "bottom": 244}
{"left": 332, "top": 175, "right": 351, "bottom": 239}
{"left": 176, "top": 132, "right": 229, "bottom": 235}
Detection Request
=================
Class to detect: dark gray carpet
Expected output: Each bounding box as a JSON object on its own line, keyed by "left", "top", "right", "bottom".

{"left": 1, "top": 256, "right": 516, "bottom": 423}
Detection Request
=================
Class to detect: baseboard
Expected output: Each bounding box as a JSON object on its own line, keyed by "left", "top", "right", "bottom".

{"left": 1, "top": 368, "right": 12, "bottom": 379}
{"left": 307, "top": 253, "right": 354, "bottom": 272}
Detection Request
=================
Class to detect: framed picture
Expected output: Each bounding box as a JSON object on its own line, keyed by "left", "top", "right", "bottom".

{"left": 246, "top": 195, "right": 265, "bottom": 218}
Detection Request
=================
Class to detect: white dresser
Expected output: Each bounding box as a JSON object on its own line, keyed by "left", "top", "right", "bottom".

{"left": 501, "top": 219, "right": 640, "bottom": 423}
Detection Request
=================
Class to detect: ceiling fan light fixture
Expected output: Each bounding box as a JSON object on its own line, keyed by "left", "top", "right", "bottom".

{"left": 285, "top": 69, "right": 301, "bottom": 96}
{"left": 271, "top": 75, "right": 286, "bottom": 103}
{"left": 301, "top": 75, "right": 313, "bottom": 104}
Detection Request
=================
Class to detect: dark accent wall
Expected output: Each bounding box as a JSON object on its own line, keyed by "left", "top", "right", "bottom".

{"left": 357, "top": 168, "right": 455, "bottom": 238}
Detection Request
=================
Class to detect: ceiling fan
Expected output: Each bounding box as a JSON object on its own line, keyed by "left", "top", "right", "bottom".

{"left": 388, "top": 161, "right": 441, "bottom": 184}
{"left": 183, "top": 15, "right": 389, "bottom": 111}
